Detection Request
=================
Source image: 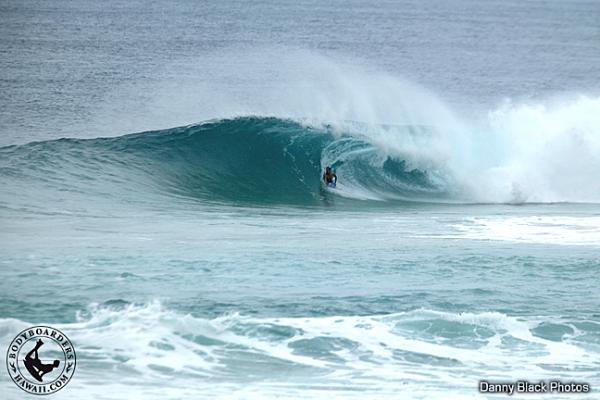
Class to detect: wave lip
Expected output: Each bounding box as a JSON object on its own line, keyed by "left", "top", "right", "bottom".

{"left": 0, "top": 117, "right": 449, "bottom": 208}
{"left": 8, "top": 93, "right": 600, "bottom": 209}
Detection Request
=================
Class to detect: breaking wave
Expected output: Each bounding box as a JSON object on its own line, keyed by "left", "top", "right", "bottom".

{"left": 1, "top": 301, "right": 598, "bottom": 399}
{"left": 2, "top": 94, "right": 600, "bottom": 209}
{"left": 0, "top": 117, "right": 453, "bottom": 207}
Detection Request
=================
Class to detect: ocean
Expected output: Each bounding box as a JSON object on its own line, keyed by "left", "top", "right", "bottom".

{"left": 1, "top": 0, "right": 600, "bottom": 398}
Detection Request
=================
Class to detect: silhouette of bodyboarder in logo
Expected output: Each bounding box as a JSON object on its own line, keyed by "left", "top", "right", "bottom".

{"left": 23, "top": 339, "right": 60, "bottom": 382}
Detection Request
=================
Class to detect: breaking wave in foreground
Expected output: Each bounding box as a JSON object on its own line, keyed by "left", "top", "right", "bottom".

{"left": 1, "top": 301, "right": 598, "bottom": 399}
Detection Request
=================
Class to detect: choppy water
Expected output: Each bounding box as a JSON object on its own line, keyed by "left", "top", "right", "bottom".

{"left": 2, "top": 0, "right": 600, "bottom": 399}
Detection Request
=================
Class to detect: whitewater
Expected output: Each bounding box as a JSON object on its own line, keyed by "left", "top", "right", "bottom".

{"left": 2, "top": 0, "right": 600, "bottom": 399}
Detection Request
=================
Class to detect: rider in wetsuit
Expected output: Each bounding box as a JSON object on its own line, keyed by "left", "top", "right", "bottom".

{"left": 323, "top": 166, "right": 337, "bottom": 186}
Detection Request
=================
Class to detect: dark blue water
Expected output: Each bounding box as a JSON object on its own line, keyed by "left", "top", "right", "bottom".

{"left": 2, "top": 1, "right": 600, "bottom": 399}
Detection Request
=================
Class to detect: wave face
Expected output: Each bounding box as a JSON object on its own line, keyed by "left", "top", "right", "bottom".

{"left": 0, "top": 117, "right": 448, "bottom": 208}
{"left": 4, "top": 92, "right": 600, "bottom": 210}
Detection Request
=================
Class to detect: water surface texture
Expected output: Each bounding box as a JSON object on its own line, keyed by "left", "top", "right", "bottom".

{"left": 1, "top": 0, "right": 600, "bottom": 399}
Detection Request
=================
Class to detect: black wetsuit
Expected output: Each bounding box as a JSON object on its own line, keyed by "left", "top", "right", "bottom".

{"left": 323, "top": 171, "right": 337, "bottom": 184}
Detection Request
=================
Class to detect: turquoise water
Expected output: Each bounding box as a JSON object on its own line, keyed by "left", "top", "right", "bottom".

{"left": 2, "top": 0, "right": 600, "bottom": 399}
{"left": 2, "top": 119, "right": 600, "bottom": 399}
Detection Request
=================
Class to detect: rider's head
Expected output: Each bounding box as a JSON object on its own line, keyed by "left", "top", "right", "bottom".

{"left": 326, "top": 166, "right": 331, "bottom": 172}
{"left": 53, "top": 360, "right": 60, "bottom": 367}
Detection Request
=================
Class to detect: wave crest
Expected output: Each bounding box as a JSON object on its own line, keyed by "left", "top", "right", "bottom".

{"left": 1, "top": 117, "right": 447, "bottom": 206}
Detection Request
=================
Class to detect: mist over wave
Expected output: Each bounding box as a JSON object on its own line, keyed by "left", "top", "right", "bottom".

{"left": 1, "top": 103, "right": 599, "bottom": 207}
{"left": 2, "top": 53, "right": 600, "bottom": 206}
{"left": 4, "top": 3, "right": 600, "bottom": 400}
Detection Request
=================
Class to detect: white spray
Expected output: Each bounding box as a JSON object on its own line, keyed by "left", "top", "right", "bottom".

{"left": 94, "top": 49, "right": 600, "bottom": 203}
